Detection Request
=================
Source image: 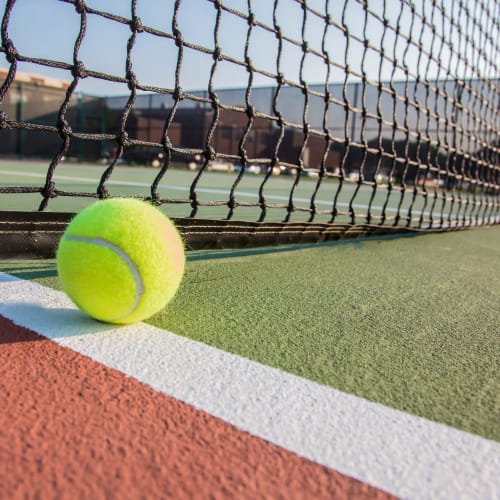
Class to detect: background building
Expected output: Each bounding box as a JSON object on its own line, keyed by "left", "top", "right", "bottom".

{"left": 1, "top": 70, "right": 497, "bottom": 185}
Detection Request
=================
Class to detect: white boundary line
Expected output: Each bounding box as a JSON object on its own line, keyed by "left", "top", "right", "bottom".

{"left": 0, "top": 273, "right": 499, "bottom": 499}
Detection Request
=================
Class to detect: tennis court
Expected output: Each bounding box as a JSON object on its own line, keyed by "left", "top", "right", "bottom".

{"left": 1, "top": 0, "right": 499, "bottom": 497}
{"left": 1, "top": 225, "right": 499, "bottom": 498}
{"left": 3, "top": 226, "right": 499, "bottom": 440}
{"left": 2, "top": 159, "right": 497, "bottom": 227}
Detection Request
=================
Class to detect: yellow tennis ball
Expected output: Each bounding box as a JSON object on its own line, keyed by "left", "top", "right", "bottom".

{"left": 56, "top": 198, "right": 185, "bottom": 324}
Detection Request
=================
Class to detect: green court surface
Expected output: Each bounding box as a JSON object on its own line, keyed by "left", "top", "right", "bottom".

{"left": 2, "top": 226, "right": 499, "bottom": 442}
{"left": 1, "top": 159, "right": 493, "bottom": 226}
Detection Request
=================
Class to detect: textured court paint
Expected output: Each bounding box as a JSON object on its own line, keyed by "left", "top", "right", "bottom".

{"left": 2, "top": 228, "right": 499, "bottom": 441}
{"left": 157, "top": 227, "right": 500, "bottom": 441}
{"left": 0, "top": 317, "right": 389, "bottom": 499}
{"left": 1, "top": 274, "right": 499, "bottom": 499}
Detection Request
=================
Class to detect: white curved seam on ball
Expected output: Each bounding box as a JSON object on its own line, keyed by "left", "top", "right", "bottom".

{"left": 65, "top": 235, "right": 144, "bottom": 320}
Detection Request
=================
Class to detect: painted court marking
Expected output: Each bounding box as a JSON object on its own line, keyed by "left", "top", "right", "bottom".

{"left": 0, "top": 273, "right": 499, "bottom": 499}
{"left": 1, "top": 316, "right": 385, "bottom": 498}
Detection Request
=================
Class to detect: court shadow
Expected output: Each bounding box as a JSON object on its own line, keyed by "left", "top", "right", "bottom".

{"left": 187, "top": 232, "right": 423, "bottom": 262}
{"left": 3, "top": 268, "right": 58, "bottom": 280}
{"left": 0, "top": 262, "right": 58, "bottom": 280}
{"left": 0, "top": 302, "right": 116, "bottom": 344}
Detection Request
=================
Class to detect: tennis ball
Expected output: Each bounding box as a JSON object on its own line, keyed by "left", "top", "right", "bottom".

{"left": 57, "top": 198, "right": 185, "bottom": 324}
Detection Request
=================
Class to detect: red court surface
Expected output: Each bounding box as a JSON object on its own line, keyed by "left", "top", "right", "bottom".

{"left": 0, "top": 316, "right": 392, "bottom": 499}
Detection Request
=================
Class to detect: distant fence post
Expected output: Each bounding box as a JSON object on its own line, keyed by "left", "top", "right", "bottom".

{"left": 16, "top": 82, "right": 25, "bottom": 157}
{"left": 100, "top": 97, "right": 107, "bottom": 160}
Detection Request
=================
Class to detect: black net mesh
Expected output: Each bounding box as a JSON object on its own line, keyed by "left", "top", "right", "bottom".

{"left": 0, "top": 0, "right": 498, "bottom": 251}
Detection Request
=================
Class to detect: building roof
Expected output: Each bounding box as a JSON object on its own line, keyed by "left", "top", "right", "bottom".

{"left": 0, "top": 68, "right": 70, "bottom": 90}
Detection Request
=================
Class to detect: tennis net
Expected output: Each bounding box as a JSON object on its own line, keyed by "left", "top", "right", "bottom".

{"left": 0, "top": 0, "right": 498, "bottom": 254}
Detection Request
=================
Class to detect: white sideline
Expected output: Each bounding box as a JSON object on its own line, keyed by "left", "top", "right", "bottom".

{"left": 0, "top": 273, "right": 499, "bottom": 499}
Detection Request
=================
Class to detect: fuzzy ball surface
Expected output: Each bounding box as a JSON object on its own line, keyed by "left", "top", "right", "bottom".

{"left": 57, "top": 198, "right": 185, "bottom": 324}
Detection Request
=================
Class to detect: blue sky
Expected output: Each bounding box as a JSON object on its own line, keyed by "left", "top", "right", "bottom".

{"left": 0, "top": 0, "right": 496, "bottom": 96}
